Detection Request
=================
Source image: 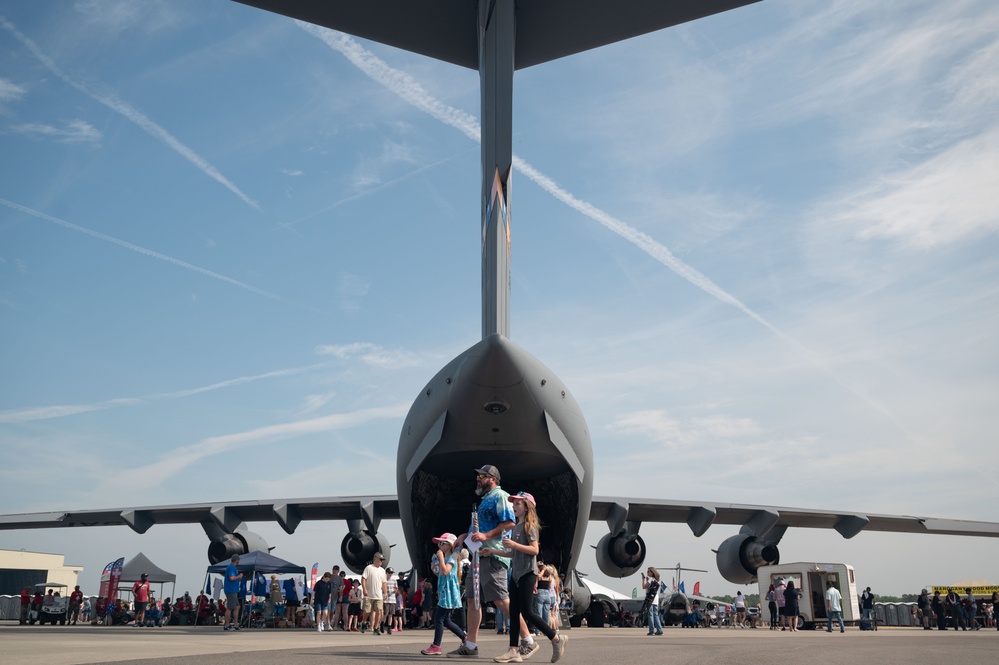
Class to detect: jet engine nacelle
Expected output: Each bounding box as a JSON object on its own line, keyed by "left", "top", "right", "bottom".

{"left": 207, "top": 529, "right": 269, "bottom": 565}
{"left": 715, "top": 534, "right": 780, "bottom": 585}
{"left": 594, "top": 531, "right": 646, "bottom": 578}
{"left": 341, "top": 529, "right": 391, "bottom": 574}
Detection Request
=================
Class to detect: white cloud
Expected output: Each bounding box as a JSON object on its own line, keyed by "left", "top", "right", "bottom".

{"left": 0, "top": 77, "right": 26, "bottom": 103}
{"left": 73, "top": 0, "right": 181, "bottom": 35}
{"left": 0, "top": 362, "right": 330, "bottom": 423}
{"left": 847, "top": 127, "right": 999, "bottom": 248}
{"left": 105, "top": 402, "right": 411, "bottom": 493}
{"left": 337, "top": 271, "right": 370, "bottom": 315}
{"left": 607, "top": 410, "right": 762, "bottom": 448}
{"left": 351, "top": 138, "right": 418, "bottom": 189}
{"left": 11, "top": 119, "right": 102, "bottom": 144}
{"left": 315, "top": 342, "right": 422, "bottom": 369}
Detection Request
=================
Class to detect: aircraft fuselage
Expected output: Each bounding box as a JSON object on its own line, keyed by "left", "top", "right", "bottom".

{"left": 397, "top": 333, "right": 594, "bottom": 579}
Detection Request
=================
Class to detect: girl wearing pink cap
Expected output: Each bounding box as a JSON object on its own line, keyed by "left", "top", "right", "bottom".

{"left": 484, "top": 492, "right": 567, "bottom": 664}
{"left": 420, "top": 533, "right": 467, "bottom": 656}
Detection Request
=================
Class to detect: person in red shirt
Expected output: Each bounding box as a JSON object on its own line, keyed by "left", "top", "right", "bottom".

{"left": 94, "top": 597, "right": 108, "bottom": 626}
{"left": 132, "top": 573, "right": 151, "bottom": 627}
{"left": 69, "top": 585, "right": 84, "bottom": 625}
{"left": 176, "top": 592, "right": 194, "bottom": 625}
{"left": 196, "top": 593, "right": 210, "bottom": 623}
{"left": 20, "top": 587, "right": 31, "bottom": 624}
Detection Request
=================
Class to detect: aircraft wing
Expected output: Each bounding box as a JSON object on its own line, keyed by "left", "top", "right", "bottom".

{"left": 233, "top": 0, "right": 763, "bottom": 70}
{"left": 590, "top": 497, "right": 999, "bottom": 539}
{"left": 0, "top": 495, "right": 400, "bottom": 535}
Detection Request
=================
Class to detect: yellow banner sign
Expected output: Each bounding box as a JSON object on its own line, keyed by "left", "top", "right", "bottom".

{"left": 930, "top": 585, "right": 999, "bottom": 596}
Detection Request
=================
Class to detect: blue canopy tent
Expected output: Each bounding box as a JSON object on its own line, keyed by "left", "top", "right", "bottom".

{"left": 205, "top": 551, "right": 306, "bottom": 628}
{"left": 206, "top": 551, "right": 306, "bottom": 576}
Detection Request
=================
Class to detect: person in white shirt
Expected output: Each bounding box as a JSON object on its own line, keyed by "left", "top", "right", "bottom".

{"left": 361, "top": 553, "right": 388, "bottom": 635}
{"left": 825, "top": 582, "right": 844, "bottom": 633}
{"left": 734, "top": 591, "right": 747, "bottom": 627}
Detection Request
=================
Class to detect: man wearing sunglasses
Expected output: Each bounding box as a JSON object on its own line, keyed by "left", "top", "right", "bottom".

{"left": 450, "top": 465, "right": 535, "bottom": 658}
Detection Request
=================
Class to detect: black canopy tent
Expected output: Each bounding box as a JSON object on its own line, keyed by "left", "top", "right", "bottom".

{"left": 118, "top": 552, "right": 177, "bottom": 602}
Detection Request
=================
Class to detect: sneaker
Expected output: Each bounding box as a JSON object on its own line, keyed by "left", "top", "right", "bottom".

{"left": 233, "top": 625, "right": 241, "bottom": 631}
{"left": 550, "top": 636, "right": 567, "bottom": 664}
{"left": 422, "top": 645, "right": 444, "bottom": 656}
{"left": 446, "top": 644, "right": 479, "bottom": 657}
{"left": 223, "top": 626, "right": 230, "bottom": 631}
{"left": 519, "top": 642, "right": 541, "bottom": 660}
{"left": 494, "top": 650, "right": 523, "bottom": 663}
{"left": 317, "top": 624, "right": 324, "bottom": 632}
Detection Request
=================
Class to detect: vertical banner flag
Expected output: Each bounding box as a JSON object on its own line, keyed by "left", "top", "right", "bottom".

{"left": 310, "top": 563, "right": 319, "bottom": 591}
{"left": 693, "top": 582, "right": 701, "bottom": 597}
{"left": 106, "top": 557, "right": 125, "bottom": 616}
{"left": 98, "top": 560, "right": 113, "bottom": 599}
{"left": 678, "top": 581, "right": 685, "bottom": 595}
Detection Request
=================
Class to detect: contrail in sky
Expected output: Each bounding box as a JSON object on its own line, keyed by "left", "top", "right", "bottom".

{"left": 0, "top": 362, "right": 334, "bottom": 424}
{"left": 0, "top": 14, "right": 261, "bottom": 212}
{"left": 300, "top": 23, "right": 905, "bottom": 429}
{"left": 0, "top": 197, "right": 285, "bottom": 303}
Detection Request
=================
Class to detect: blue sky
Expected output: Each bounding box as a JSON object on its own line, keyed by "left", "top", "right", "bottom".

{"left": 1, "top": 0, "right": 997, "bottom": 598}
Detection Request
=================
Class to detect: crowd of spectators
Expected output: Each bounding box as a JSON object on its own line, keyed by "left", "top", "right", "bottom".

{"left": 18, "top": 569, "right": 998, "bottom": 635}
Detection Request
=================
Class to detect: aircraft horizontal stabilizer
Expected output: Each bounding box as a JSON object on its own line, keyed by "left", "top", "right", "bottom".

{"left": 233, "top": 0, "right": 763, "bottom": 70}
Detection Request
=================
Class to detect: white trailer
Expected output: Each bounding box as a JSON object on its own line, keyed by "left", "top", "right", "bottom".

{"left": 757, "top": 562, "right": 859, "bottom": 630}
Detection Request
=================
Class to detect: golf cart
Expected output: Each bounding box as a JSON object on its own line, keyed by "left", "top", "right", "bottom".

{"left": 29, "top": 582, "right": 69, "bottom": 625}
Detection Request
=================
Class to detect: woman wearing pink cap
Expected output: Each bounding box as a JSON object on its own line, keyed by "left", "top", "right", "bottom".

{"left": 483, "top": 492, "right": 567, "bottom": 664}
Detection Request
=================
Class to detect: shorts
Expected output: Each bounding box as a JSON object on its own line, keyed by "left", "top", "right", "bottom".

{"left": 463, "top": 555, "right": 509, "bottom": 603}
{"left": 348, "top": 603, "right": 361, "bottom": 616}
{"left": 384, "top": 602, "right": 396, "bottom": 616}
{"left": 363, "top": 598, "right": 384, "bottom": 613}
{"left": 134, "top": 602, "right": 148, "bottom": 612}
{"left": 314, "top": 602, "right": 330, "bottom": 612}
{"left": 225, "top": 592, "right": 239, "bottom": 608}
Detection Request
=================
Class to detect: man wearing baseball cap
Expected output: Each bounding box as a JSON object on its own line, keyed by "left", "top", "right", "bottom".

{"left": 132, "top": 573, "right": 150, "bottom": 628}
{"left": 449, "top": 464, "right": 519, "bottom": 657}
{"left": 362, "top": 552, "right": 388, "bottom": 635}
{"left": 223, "top": 555, "right": 243, "bottom": 631}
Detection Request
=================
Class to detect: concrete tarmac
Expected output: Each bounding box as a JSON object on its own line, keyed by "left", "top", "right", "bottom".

{"left": 1, "top": 623, "right": 996, "bottom": 665}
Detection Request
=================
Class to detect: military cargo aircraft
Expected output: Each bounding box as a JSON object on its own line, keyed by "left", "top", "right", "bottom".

{"left": 2, "top": 1, "right": 997, "bottom": 617}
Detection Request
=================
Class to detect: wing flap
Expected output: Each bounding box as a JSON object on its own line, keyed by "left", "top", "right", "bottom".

{"left": 0, "top": 496, "right": 401, "bottom": 532}
{"left": 591, "top": 497, "right": 999, "bottom": 539}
